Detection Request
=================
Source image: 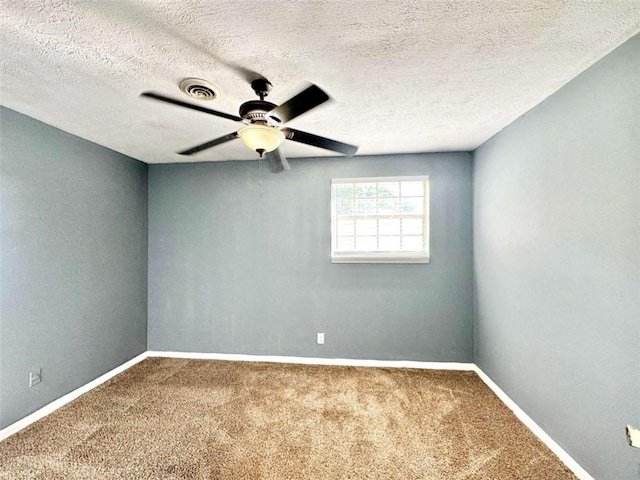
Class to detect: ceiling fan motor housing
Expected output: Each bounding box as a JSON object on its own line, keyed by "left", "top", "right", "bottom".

{"left": 239, "top": 100, "right": 281, "bottom": 126}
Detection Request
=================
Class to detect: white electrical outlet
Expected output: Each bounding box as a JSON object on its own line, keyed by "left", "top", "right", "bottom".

{"left": 317, "top": 332, "right": 325, "bottom": 345}
{"left": 29, "top": 369, "right": 42, "bottom": 387}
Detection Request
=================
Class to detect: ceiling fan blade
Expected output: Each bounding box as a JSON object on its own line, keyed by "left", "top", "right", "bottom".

{"left": 141, "top": 92, "right": 242, "bottom": 122}
{"left": 267, "top": 84, "right": 329, "bottom": 124}
{"left": 265, "top": 148, "right": 291, "bottom": 172}
{"left": 285, "top": 128, "right": 358, "bottom": 157}
{"left": 178, "top": 132, "right": 239, "bottom": 155}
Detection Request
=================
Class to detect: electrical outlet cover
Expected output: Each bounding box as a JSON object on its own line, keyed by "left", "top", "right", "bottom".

{"left": 29, "top": 369, "right": 42, "bottom": 387}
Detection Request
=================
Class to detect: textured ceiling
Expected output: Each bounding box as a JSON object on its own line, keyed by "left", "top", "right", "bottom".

{"left": 1, "top": 1, "right": 639, "bottom": 164}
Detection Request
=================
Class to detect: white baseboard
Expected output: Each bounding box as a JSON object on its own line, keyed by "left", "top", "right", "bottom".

{"left": 146, "top": 350, "right": 476, "bottom": 371}
{"left": 472, "top": 366, "right": 595, "bottom": 480}
{"left": 0, "top": 350, "right": 593, "bottom": 480}
{"left": 0, "top": 352, "right": 148, "bottom": 442}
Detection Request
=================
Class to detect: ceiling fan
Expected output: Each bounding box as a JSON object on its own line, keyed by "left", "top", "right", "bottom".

{"left": 141, "top": 79, "right": 358, "bottom": 172}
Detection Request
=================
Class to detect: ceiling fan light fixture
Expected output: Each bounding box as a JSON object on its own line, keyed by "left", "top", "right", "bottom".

{"left": 238, "top": 124, "right": 285, "bottom": 156}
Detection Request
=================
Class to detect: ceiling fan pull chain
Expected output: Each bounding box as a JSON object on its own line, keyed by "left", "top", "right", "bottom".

{"left": 258, "top": 156, "right": 264, "bottom": 198}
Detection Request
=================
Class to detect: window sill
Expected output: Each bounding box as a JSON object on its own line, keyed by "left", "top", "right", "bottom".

{"left": 331, "top": 254, "right": 430, "bottom": 264}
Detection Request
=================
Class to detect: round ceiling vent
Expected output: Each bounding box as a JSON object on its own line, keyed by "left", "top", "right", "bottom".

{"left": 179, "top": 78, "right": 219, "bottom": 101}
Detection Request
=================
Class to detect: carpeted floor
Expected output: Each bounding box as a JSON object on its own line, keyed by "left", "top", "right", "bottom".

{"left": 0, "top": 358, "right": 576, "bottom": 479}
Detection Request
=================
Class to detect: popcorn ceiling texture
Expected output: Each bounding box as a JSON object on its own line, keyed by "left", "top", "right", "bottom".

{"left": 0, "top": 358, "right": 578, "bottom": 479}
{"left": 1, "top": 1, "right": 639, "bottom": 164}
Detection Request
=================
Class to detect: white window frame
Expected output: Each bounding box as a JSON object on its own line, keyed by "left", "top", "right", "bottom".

{"left": 330, "top": 175, "right": 430, "bottom": 264}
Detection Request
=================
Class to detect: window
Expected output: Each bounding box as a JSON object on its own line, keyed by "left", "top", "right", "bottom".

{"left": 331, "top": 176, "right": 430, "bottom": 263}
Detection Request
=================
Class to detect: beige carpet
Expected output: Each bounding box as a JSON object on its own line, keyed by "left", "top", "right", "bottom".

{"left": 0, "top": 358, "right": 576, "bottom": 479}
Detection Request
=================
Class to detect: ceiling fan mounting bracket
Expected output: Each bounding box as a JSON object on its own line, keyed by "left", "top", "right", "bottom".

{"left": 250, "top": 78, "right": 272, "bottom": 101}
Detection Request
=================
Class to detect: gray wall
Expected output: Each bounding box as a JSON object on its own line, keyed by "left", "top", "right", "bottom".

{"left": 0, "top": 107, "right": 148, "bottom": 428}
{"left": 149, "top": 152, "right": 473, "bottom": 362}
{"left": 473, "top": 35, "right": 640, "bottom": 480}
